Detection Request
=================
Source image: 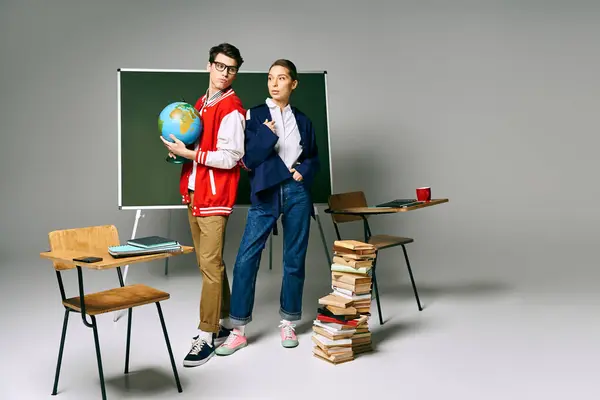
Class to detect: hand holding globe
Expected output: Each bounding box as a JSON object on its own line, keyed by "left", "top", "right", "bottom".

{"left": 158, "top": 102, "right": 203, "bottom": 164}
{"left": 160, "top": 134, "right": 191, "bottom": 163}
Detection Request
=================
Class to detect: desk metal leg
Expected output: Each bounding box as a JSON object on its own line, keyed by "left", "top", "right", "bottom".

{"left": 91, "top": 316, "right": 107, "bottom": 400}
{"left": 371, "top": 257, "right": 384, "bottom": 325}
{"left": 402, "top": 244, "right": 423, "bottom": 311}
{"left": 156, "top": 302, "right": 183, "bottom": 393}
{"left": 51, "top": 309, "right": 70, "bottom": 396}
{"left": 73, "top": 266, "right": 107, "bottom": 398}
{"left": 362, "top": 218, "right": 384, "bottom": 324}
{"left": 124, "top": 308, "right": 132, "bottom": 374}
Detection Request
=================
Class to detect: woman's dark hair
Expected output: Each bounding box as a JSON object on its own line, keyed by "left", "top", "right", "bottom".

{"left": 269, "top": 59, "right": 298, "bottom": 81}
{"left": 209, "top": 43, "right": 244, "bottom": 68}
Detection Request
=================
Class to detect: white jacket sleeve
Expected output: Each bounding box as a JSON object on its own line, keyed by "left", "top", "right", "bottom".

{"left": 195, "top": 110, "right": 245, "bottom": 169}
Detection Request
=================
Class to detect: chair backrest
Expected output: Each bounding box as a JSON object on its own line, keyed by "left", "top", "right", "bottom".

{"left": 48, "top": 225, "right": 120, "bottom": 270}
{"left": 328, "top": 191, "right": 369, "bottom": 224}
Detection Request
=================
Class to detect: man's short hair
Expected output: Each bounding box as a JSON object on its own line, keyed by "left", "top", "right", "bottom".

{"left": 209, "top": 43, "right": 244, "bottom": 68}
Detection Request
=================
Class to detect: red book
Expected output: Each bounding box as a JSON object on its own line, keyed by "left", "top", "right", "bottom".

{"left": 316, "top": 314, "right": 359, "bottom": 326}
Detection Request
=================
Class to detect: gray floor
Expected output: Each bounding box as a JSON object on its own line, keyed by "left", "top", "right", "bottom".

{"left": 3, "top": 1, "right": 600, "bottom": 398}
{"left": 1, "top": 231, "right": 597, "bottom": 400}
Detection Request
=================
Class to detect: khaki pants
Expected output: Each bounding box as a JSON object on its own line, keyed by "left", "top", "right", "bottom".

{"left": 187, "top": 192, "right": 231, "bottom": 333}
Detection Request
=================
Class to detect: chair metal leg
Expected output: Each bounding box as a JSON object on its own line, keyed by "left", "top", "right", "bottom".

{"left": 314, "top": 205, "right": 332, "bottom": 266}
{"left": 155, "top": 302, "right": 182, "bottom": 393}
{"left": 371, "top": 260, "right": 384, "bottom": 325}
{"left": 52, "top": 309, "right": 70, "bottom": 396}
{"left": 125, "top": 308, "right": 132, "bottom": 374}
{"left": 333, "top": 222, "right": 341, "bottom": 241}
{"left": 401, "top": 245, "right": 423, "bottom": 311}
{"left": 91, "top": 316, "right": 107, "bottom": 400}
{"left": 361, "top": 218, "right": 383, "bottom": 324}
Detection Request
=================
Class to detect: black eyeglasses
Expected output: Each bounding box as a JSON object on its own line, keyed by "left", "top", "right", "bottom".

{"left": 212, "top": 61, "right": 238, "bottom": 75}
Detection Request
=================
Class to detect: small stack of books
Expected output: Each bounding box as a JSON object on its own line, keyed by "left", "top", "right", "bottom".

{"left": 108, "top": 236, "right": 182, "bottom": 258}
{"left": 312, "top": 240, "right": 376, "bottom": 364}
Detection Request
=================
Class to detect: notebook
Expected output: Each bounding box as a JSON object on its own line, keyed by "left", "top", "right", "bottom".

{"left": 376, "top": 198, "right": 420, "bottom": 208}
{"left": 108, "top": 244, "right": 182, "bottom": 258}
{"left": 127, "top": 236, "right": 178, "bottom": 248}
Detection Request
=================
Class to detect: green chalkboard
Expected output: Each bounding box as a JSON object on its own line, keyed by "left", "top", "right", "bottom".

{"left": 117, "top": 69, "right": 331, "bottom": 209}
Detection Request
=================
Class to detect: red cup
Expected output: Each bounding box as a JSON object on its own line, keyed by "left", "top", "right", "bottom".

{"left": 416, "top": 187, "right": 431, "bottom": 202}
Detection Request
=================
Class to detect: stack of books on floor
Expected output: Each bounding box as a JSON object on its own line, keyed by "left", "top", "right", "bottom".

{"left": 312, "top": 240, "right": 376, "bottom": 364}
{"left": 108, "top": 236, "right": 182, "bottom": 258}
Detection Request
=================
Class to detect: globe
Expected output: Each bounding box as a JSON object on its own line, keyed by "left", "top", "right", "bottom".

{"left": 158, "top": 102, "right": 202, "bottom": 163}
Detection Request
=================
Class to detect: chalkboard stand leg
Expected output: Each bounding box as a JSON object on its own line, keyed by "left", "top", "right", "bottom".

{"left": 164, "top": 210, "right": 172, "bottom": 276}
{"left": 314, "top": 205, "right": 332, "bottom": 266}
{"left": 269, "top": 231, "right": 273, "bottom": 270}
{"left": 113, "top": 209, "right": 144, "bottom": 323}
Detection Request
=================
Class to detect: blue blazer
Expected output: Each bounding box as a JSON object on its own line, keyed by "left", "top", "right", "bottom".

{"left": 242, "top": 103, "right": 320, "bottom": 217}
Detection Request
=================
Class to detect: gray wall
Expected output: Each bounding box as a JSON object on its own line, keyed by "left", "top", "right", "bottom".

{"left": 1, "top": 0, "right": 599, "bottom": 290}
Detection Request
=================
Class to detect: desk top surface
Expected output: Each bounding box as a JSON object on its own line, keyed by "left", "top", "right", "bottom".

{"left": 40, "top": 246, "right": 194, "bottom": 270}
{"left": 326, "top": 198, "right": 449, "bottom": 215}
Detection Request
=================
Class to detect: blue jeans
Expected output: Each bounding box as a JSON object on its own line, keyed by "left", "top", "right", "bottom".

{"left": 229, "top": 179, "right": 312, "bottom": 325}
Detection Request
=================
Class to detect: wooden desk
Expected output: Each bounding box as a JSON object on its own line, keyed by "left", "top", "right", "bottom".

{"left": 40, "top": 247, "right": 195, "bottom": 270}
{"left": 40, "top": 245, "right": 195, "bottom": 326}
{"left": 325, "top": 197, "right": 448, "bottom": 321}
{"left": 325, "top": 198, "right": 449, "bottom": 216}
{"left": 41, "top": 226, "right": 188, "bottom": 399}
{"left": 324, "top": 197, "right": 449, "bottom": 245}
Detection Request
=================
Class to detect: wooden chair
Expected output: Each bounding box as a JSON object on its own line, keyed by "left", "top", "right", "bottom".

{"left": 328, "top": 191, "right": 423, "bottom": 325}
{"left": 47, "top": 225, "right": 181, "bottom": 400}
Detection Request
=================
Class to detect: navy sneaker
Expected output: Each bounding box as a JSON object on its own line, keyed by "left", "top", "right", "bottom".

{"left": 183, "top": 336, "right": 215, "bottom": 367}
{"left": 213, "top": 326, "right": 233, "bottom": 347}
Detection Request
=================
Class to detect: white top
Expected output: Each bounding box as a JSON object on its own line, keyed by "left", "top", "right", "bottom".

{"left": 264, "top": 97, "right": 303, "bottom": 169}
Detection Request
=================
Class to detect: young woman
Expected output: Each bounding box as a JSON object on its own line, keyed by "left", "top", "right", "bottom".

{"left": 215, "top": 59, "right": 320, "bottom": 355}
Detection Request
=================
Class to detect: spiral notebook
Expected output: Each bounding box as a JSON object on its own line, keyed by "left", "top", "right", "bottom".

{"left": 376, "top": 198, "right": 420, "bottom": 208}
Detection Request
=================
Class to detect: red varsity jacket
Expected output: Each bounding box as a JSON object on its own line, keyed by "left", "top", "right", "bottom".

{"left": 179, "top": 87, "right": 245, "bottom": 217}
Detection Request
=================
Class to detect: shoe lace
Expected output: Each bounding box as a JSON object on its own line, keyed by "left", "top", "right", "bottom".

{"left": 278, "top": 320, "right": 296, "bottom": 339}
{"left": 189, "top": 337, "right": 207, "bottom": 355}
{"left": 222, "top": 330, "right": 240, "bottom": 347}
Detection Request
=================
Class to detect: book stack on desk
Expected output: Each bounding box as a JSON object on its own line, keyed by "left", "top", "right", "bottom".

{"left": 108, "top": 236, "right": 182, "bottom": 258}
{"left": 312, "top": 240, "right": 375, "bottom": 364}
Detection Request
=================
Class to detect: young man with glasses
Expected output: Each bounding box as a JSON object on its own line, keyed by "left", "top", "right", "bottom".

{"left": 160, "top": 42, "right": 245, "bottom": 367}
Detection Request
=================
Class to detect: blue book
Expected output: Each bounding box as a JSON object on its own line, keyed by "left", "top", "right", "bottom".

{"left": 108, "top": 244, "right": 182, "bottom": 258}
